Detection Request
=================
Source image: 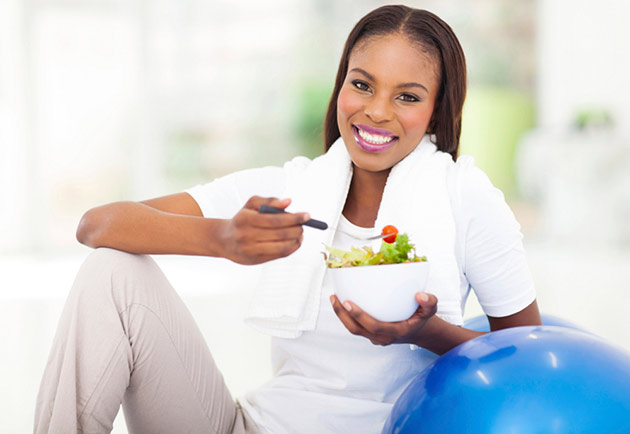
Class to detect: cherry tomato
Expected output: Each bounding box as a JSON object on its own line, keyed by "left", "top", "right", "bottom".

{"left": 381, "top": 225, "right": 398, "bottom": 243}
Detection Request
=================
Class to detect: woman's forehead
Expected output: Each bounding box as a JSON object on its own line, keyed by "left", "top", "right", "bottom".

{"left": 348, "top": 34, "right": 440, "bottom": 86}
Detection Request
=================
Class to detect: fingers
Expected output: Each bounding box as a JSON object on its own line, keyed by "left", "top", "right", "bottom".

{"left": 329, "top": 295, "right": 395, "bottom": 346}
{"left": 330, "top": 292, "right": 439, "bottom": 347}
{"left": 244, "top": 195, "right": 291, "bottom": 211}
{"left": 252, "top": 212, "right": 310, "bottom": 229}
{"left": 234, "top": 224, "right": 304, "bottom": 243}
{"left": 242, "top": 196, "right": 310, "bottom": 229}
{"left": 330, "top": 295, "right": 364, "bottom": 335}
{"left": 235, "top": 195, "right": 308, "bottom": 241}
{"left": 239, "top": 238, "right": 304, "bottom": 265}
{"left": 228, "top": 224, "right": 304, "bottom": 264}
{"left": 415, "top": 292, "right": 438, "bottom": 319}
{"left": 225, "top": 196, "right": 311, "bottom": 265}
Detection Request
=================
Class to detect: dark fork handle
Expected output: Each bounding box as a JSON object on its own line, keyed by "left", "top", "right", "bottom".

{"left": 258, "top": 205, "right": 328, "bottom": 230}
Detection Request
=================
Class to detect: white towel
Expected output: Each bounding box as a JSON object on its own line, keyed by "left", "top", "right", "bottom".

{"left": 244, "top": 134, "right": 462, "bottom": 338}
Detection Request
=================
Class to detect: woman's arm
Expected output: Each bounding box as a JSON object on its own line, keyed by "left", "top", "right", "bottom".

{"left": 405, "top": 298, "right": 541, "bottom": 355}
{"left": 77, "top": 193, "right": 218, "bottom": 256}
{"left": 77, "top": 193, "right": 309, "bottom": 264}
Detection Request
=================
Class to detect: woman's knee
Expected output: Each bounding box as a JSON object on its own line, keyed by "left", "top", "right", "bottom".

{"left": 83, "top": 247, "right": 153, "bottom": 272}
{"left": 72, "top": 248, "right": 173, "bottom": 311}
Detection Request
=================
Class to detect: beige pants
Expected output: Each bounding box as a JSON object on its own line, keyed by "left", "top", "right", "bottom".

{"left": 34, "top": 248, "right": 261, "bottom": 434}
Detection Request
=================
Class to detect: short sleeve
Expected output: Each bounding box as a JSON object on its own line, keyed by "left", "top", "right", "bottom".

{"left": 454, "top": 157, "right": 536, "bottom": 317}
{"left": 185, "top": 166, "right": 286, "bottom": 219}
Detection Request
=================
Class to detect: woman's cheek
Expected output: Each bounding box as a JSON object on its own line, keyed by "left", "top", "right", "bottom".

{"left": 399, "top": 107, "right": 433, "bottom": 135}
{"left": 337, "top": 88, "right": 362, "bottom": 119}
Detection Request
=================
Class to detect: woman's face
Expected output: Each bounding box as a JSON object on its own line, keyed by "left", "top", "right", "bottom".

{"left": 336, "top": 33, "right": 440, "bottom": 173}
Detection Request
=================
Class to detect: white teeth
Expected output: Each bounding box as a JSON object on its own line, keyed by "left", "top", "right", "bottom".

{"left": 356, "top": 127, "right": 395, "bottom": 145}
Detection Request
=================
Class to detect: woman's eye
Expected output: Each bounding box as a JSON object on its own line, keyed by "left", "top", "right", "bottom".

{"left": 352, "top": 80, "right": 370, "bottom": 92}
{"left": 398, "top": 93, "right": 419, "bottom": 103}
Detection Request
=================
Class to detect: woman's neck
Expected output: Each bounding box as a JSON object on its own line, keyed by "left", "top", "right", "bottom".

{"left": 342, "top": 165, "right": 390, "bottom": 228}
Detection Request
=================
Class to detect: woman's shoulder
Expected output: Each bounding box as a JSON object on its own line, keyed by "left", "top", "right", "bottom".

{"left": 219, "top": 152, "right": 319, "bottom": 190}
{"left": 448, "top": 154, "right": 497, "bottom": 195}
{"left": 445, "top": 154, "right": 511, "bottom": 220}
{"left": 282, "top": 144, "right": 347, "bottom": 176}
{"left": 282, "top": 154, "right": 314, "bottom": 173}
{"left": 448, "top": 154, "right": 482, "bottom": 180}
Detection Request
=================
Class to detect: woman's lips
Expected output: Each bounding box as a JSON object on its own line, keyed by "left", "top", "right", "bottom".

{"left": 352, "top": 125, "right": 398, "bottom": 153}
{"left": 355, "top": 123, "right": 397, "bottom": 137}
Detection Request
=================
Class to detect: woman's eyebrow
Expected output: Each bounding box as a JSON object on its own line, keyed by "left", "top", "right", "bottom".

{"left": 395, "top": 82, "right": 428, "bottom": 93}
{"left": 350, "top": 67, "right": 376, "bottom": 82}
{"left": 349, "top": 67, "right": 428, "bottom": 93}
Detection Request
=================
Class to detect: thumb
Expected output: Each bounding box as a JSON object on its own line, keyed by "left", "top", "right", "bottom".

{"left": 244, "top": 196, "right": 291, "bottom": 211}
{"left": 415, "top": 292, "right": 438, "bottom": 318}
{"left": 267, "top": 197, "right": 292, "bottom": 210}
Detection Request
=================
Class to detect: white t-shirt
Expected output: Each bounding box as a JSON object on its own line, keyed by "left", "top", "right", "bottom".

{"left": 185, "top": 159, "right": 536, "bottom": 434}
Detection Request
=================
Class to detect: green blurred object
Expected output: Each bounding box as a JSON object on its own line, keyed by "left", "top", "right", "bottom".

{"left": 460, "top": 86, "right": 535, "bottom": 198}
{"left": 573, "top": 108, "right": 613, "bottom": 130}
{"left": 293, "top": 80, "right": 333, "bottom": 158}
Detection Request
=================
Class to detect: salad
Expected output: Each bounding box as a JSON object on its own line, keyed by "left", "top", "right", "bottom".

{"left": 324, "top": 225, "right": 427, "bottom": 268}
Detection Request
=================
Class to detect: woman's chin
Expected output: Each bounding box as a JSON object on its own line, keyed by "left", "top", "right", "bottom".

{"left": 349, "top": 157, "right": 394, "bottom": 175}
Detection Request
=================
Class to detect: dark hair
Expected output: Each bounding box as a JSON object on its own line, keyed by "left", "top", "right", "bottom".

{"left": 323, "top": 5, "right": 466, "bottom": 160}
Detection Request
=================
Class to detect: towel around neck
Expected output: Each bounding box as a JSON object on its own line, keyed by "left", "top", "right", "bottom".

{"left": 244, "top": 134, "right": 462, "bottom": 338}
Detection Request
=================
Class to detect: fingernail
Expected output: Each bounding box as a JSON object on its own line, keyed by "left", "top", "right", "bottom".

{"left": 343, "top": 302, "right": 352, "bottom": 311}
{"left": 303, "top": 213, "right": 311, "bottom": 222}
{"left": 329, "top": 295, "right": 334, "bottom": 304}
{"left": 419, "top": 293, "right": 429, "bottom": 302}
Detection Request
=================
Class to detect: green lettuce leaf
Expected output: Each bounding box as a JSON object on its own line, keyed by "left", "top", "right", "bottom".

{"left": 323, "top": 233, "right": 427, "bottom": 268}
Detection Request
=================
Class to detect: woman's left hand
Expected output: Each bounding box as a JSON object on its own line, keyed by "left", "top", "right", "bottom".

{"left": 330, "top": 292, "right": 438, "bottom": 346}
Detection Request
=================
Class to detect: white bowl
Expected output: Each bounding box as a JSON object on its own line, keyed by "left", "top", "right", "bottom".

{"left": 330, "top": 261, "right": 430, "bottom": 322}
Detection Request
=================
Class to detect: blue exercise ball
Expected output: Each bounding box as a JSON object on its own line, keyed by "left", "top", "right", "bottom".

{"left": 463, "top": 313, "right": 586, "bottom": 333}
{"left": 383, "top": 326, "right": 630, "bottom": 434}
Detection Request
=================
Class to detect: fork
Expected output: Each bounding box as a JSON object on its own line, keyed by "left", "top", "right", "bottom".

{"left": 258, "top": 205, "right": 388, "bottom": 241}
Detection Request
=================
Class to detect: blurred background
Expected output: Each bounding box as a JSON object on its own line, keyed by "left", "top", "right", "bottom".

{"left": 1, "top": 0, "right": 629, "bottom": 432}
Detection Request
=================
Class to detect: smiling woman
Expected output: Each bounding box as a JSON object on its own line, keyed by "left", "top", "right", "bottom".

{"left": 324, "top": 7, "right": 466, "bottom": 162}
{"left": 326, "top": 8, "right": 467, "bottom": 229}
{"left": 336, "top": 33, "right": 442, "bottom": 227}
{"left": 337, "top": 35, "right": 438, "bottom": 171}
{"left": 34, "top": 5, "right": 541, "bottom": 434}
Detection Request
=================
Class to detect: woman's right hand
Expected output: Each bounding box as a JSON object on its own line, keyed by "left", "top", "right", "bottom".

{"left": 219, "top": 196, "right": 310, "bottom": 265}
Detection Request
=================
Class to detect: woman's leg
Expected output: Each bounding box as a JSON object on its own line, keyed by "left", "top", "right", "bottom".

{"left": 34, "top": 248, "right": 258, "bottom": 434}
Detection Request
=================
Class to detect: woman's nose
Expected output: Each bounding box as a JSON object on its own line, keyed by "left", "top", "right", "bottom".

{"left": 364, "top": 96, "right": 394, "bottom": 123}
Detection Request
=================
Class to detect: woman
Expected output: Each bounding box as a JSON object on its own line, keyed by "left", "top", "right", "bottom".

{"left": 35, "top": 5, "right": 541, "bottom": 434}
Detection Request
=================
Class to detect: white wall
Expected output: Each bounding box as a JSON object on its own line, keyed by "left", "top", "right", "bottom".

{"left": 0, "top": 0, "right": 29, "bottom": 252}
{"left": 537, "top": 0, "right": 630, "bottom": 135}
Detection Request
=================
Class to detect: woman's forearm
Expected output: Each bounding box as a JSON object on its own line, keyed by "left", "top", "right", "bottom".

{"left": 413, "top": 301, "right": 542, "bottom": 355}
{"left": 76, "top": 201, "right": 227, "bottom": 256}
{"left": 412, "top": 316, "right": 485, "bottom": 355}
